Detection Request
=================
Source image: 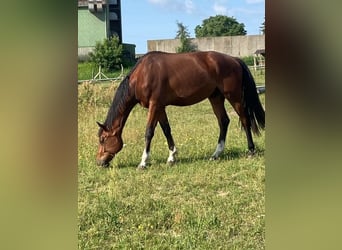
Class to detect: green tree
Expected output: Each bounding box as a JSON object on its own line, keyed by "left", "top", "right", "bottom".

{"left": 89, "top": 35, "right": 123, "bottom": 71}
{"left": 195, "top": 15, "right": 246, "bottom": 37}
{"left": 260, "top": 18, "right": 265, "bottom": 34}
{"left": 175, "top": 21, "right": 197, "bottom": 53}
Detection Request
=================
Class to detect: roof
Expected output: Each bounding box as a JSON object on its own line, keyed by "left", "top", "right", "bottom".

{"left": 78, "top": 0, "right": 107, "bottom": 7}
{"left": 255, "top": 49, "right": 265, "bottom": 57}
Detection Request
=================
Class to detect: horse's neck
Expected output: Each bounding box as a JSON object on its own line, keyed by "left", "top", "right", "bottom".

{"left": 110, "top": 95, "right": 137, "bottom": 135}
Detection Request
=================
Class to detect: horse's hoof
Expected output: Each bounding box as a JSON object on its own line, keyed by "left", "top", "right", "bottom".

{"left": 247, "top": 150, "right": 255, "bottom": 158}
{"left": 167, "top": 160, "right": 176, "bottom": 166}
{"left": 210, "top": 156, "right": 218, "bottom": 161}
{"left": 136, "top": 165, "right": 147, "bottom": 171}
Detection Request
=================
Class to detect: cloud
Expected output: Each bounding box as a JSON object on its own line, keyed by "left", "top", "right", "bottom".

{"left": 211, "top": 0, "right": 263, "bottom": 16}
{"left": 229, "top": 7, "right": 263, "bottom": 16}
{"left": 185, "top": 0, "right": 195, "bottom": 14}
{"left": 213, "top": 2, "right": 228, "bottom": 15}
{"left": 147, "top": 0, "right": 195, "bottom": 14}
{"left": 212, "top": 0, "right": 229, "bottom": 15}
{"left": 246, "top": 0, "right": 264, "bottom": 4}
{"left": 147, "top": 0, "right": 167, "bottom": 4}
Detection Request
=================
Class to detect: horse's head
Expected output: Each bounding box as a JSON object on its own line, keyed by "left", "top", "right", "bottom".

{"left": 96, "top": 122, "right": 123, "bottom": 167}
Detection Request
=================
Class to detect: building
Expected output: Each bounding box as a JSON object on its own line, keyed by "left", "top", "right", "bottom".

{"left": 78, "top": 0, "right": 135, "bottom": 62}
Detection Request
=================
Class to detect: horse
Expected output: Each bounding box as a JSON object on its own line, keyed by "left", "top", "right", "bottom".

{"left": 96, "top": 51, "right": 265, "bottom": 169}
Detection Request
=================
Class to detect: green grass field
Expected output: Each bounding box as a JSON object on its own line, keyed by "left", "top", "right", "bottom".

{"left": 78, "top": 69, "right": 265, "bottom": 249}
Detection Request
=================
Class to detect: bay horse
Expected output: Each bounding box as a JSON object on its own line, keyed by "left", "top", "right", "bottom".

{"left": 96, "top": 51, "right": 265, "bottom": 169}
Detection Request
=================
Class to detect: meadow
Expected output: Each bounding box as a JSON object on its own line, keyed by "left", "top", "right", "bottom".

{"left": 78, "top": 68, "right": 265, "bottom": 249}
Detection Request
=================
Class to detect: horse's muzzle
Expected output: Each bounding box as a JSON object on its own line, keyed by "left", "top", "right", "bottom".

{"left": 96, "top": 156, "right": 113, "bottom": 167}
{"left": 96, "top": 150, "right": 115, "bottom": 167}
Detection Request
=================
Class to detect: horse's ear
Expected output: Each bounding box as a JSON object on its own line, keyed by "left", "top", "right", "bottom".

{"left": 96, "top": 121, "right": 108, "bottom": 132}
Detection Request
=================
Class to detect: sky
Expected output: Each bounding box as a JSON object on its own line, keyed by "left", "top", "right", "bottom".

{"left": 121, "top": 0, "right": 265, "bottom": 54}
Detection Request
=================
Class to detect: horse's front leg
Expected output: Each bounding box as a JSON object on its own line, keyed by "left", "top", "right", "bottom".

{"left": 137, "top": 127, "right": 154, "bottom": 169}
{"left": 159, "top": 109, "right": 177, "bottom": 165}
{"left": 137, "top": 103, "right": 159, "bottom": 170}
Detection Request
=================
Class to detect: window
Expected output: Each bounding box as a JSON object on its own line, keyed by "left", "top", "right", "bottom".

{"left": 108, "top": 0, "right": 118, "bottom": 5}
{"left": 109, "top": 12, "right": 118, "bottom": 20}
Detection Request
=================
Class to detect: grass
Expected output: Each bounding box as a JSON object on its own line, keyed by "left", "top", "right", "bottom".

{"left": 78, "top": 69, "right": 265, "bottom": 249}
{"left": 252, "top": 69, "right": 265, "bottom": 86}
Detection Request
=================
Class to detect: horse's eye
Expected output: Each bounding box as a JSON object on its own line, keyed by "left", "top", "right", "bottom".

{"left": 99, "top": 137, "right": 105, "bottom": 144}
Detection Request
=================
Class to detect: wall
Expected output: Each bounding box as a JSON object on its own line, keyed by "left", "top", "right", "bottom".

{"left": 78, "top": 47, "right": 94, "bottom": 61}
{"left": 78, "top": 43, "right": 136, "bottom": 62}
{"left": 147, "top": 35, "right": 265, "bottom": 57}
{"left": 78, "top": 7, "right": 107, "bottom": 47}
{"left": 122, "top": 43, "right": 136, "bottom": 63}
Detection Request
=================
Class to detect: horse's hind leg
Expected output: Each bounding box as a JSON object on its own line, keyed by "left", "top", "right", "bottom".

{"left": 158, "top": 109, "right": 177, "bottom": 164}
{"left": 228, "top": 100, "right": 255, "bottom": 155}
{"left": 241, "top": 113, "right": 255, "bottom": 155}
{"left": 208, "top": 91, "right": 230, "bottom": 160}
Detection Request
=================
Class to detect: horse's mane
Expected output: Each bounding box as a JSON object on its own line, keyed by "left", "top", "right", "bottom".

{"left": 101, "top": 76, "right": 130, "bottom": 132}
{"left": 100, "top": 52, "right": 163, "bottom": 134}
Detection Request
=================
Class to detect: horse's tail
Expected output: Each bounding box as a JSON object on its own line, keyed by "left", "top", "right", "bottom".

{"left": 237, "top": 58, "right": 265, "bottom": 135}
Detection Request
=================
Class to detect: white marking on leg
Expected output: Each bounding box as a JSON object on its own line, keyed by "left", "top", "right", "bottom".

{"left": 167, "top": 146, "right": 177, "bottom": 164}
{"left": 211, "top": 140, "right": 225, "bottom": 160}
{"left": 138, "top": 149, "right": 149, "bottom": 168}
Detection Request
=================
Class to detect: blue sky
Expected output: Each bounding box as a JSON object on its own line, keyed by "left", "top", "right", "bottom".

{"left": 121, "top": 0, "right": 265, "bottom": 54}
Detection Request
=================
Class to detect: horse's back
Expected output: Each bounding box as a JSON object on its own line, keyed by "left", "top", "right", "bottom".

{"left": 130, "top": 51, "right": 241, "bottom": 107}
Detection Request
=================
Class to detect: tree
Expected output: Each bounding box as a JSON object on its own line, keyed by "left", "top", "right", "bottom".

{"left": 89, "top": 35, "right": 123, "bottom": 71}
{"left": 175, "top": 21, "right": 197, "bottom": 53}
{"left": 260, "top": 18, "right": 265, "bottom": 34}
{"left": 195, "top": 15, "right": 246, "bottom": 38}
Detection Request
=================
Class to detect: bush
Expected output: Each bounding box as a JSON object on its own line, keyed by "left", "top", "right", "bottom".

{"left": 241, "top": 56, "right": 254, "bottom": 66}
{"left": 89, "top": 35, "right": 123, "bottom": 71}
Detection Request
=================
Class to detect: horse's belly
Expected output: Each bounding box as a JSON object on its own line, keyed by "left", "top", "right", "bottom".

{"left": 168, "top": 86, "right": 215, "bottom": 106}
{"left": 168, "top": 97, "right": 207, "bottom": 106}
